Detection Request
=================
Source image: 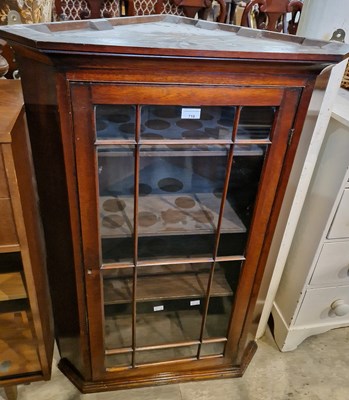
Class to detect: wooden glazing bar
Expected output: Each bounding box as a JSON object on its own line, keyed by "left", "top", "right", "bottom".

{"left": 195, "top": 271, "right": 219, "bottom": 355}
{"left": 105, "top": 347, "right": 133, "bottom": 355}
{"left": 215, "top": 255, "right": 245, "bottom": 263}
{"left": 136, "top": 150, "right": 230, "bottom": 158}
{"left": 235, "top": 139, "right": 272, "bottom": 145}
{"left": 213, "top": 108, "right": 241, "bottom": 246}
{"left": 268, "top": 107, "right": 280, "bottom": 142}
{"left": 95, "top": 139, "right": 136, "bottom": 146}
{"left": 101, "top": 262, "right": 135, "bottom": 270}
{"left": 231, "top": 106, "right": 242, "bottom": 148}
{"left": 95, "top": 139, "right": 271, "bottom": 147}
{"left": 201, "top": 337, "right": 227, "bottom": 344}
{"left": 197, "top": 107, "right": 241, "bottom": 359}
{"left": 105, "top": 348, "right": 133, "bottom": 356}
{"left": 101, "top": 256, "right": 215, "bottom": 270}
{"left": 136, "top": 257, "right": 214, "bottom": 268}
{"left": 136, "top": 340, "right": 200, "bottom": 352}
{"left": 134, "top": 106, "right": 142, "bottom": 256}
{"left": 199, "top": 354, "right": 224, "bottom": 360}
{"left": 211, "top": 105, "right": 241, "bottom": 256}
{"left": 131, "top": 106, "right": 141, "bottom": 368}
{"left": 138, "top": 140, "right": 232, "bottom": 145}
{"left": 131, "top": 201, "right": 137, "bottom": 368}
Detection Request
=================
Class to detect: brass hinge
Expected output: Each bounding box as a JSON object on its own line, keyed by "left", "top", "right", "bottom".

{"left": 288, "top": 128, "right": 295, "bottom": 146}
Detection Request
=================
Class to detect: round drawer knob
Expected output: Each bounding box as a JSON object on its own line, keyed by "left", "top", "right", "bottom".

{"left": 330, "top": 299, "right": 349, "bottom": 317}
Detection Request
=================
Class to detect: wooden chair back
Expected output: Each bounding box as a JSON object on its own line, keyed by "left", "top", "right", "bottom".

{"left": 126, "top": 0, "right": 227, "bottom": 23}
{"left": 54, "top": 0, "right": 121, "bottom": 20}
{"left": 240, "top": 0, "right": 302, "bottom": 34}
{"left": 54, "top": 0, "right": 226, "bottom": 23}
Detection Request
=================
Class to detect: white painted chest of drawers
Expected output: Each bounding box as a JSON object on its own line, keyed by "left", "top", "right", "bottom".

{"left": 272, "top": 88, "right": 349, "bottom": 351}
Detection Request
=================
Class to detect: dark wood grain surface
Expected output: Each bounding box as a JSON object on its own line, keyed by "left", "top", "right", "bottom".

{"left": 0, "top": 16, "right": 348, "bottom": 62}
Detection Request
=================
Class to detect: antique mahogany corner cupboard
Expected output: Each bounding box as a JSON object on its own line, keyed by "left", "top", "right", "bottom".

{"left": 1, "top": 15, "right": 348, "bottom": 393}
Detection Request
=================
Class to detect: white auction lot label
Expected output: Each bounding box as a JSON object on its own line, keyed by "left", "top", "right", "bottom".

{"left": 181, "top": 108, "right": 201, "bottom": 119}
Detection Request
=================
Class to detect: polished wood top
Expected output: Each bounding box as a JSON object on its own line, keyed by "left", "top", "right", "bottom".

{"left": 0, "top": 80, "right": 23, "bottom": 143}
{"left": 0, "top": 15, "right": 348, "bottom": 63}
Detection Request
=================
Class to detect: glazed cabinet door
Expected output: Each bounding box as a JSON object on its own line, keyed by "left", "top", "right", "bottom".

{"left": 70, "top": 83, "right": 300, "bottom": 379}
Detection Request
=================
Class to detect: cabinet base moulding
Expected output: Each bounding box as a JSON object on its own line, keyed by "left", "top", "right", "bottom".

{"left": 58, "top": 341, "right": 257, "bottom": 393}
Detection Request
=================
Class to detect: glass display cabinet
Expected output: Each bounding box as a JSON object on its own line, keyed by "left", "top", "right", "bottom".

{"left": 1, "top": 15, "right": 348, "bottom": 393}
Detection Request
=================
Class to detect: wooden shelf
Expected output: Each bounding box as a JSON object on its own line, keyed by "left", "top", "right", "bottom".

{"left": 0, "top": 298, "right": 29, "bottom": 314}
{"left": 98, "top": 146, "right": 264, "bottom": 157}
{"left": 0, "top": 311, "right": 41, "bottom": 377}
{"left": 104, "top": 267, "right": 232, "bottom": 305}
{"left": 0, "top": 272, "right": 27, "bottom": 301}
{"left": 100, "top": 193, "right": 246, "bottom": 239}
{"left": 0, "top": 244, "right": 21, "bottom": 253}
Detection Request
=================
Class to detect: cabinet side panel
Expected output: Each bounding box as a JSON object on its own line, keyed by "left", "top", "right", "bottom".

{"left": 250, "top": 79, "right": 316, "bottom": 334}
{"left": 13, "top": 51, "right": 88, "bottom": 378}
{"left": 9, "top": 111, "right": 54, "bottom": 377}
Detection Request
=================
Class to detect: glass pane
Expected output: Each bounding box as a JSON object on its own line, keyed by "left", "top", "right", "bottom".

{"left": 140, "top": 106, "right": 235, "bottom": 141}
{"left": 105, "top": 352, "right": 132, "bottom": 369}
{"left": 237, "top": 106, "right": 276, "bottom": 140}
{"left": 95, "top": 105, "right": 136, "bottom": 140}
{"left": 136, "top": 263, "right": 210, "bottom": 347}
{"left": 203, "top": 260, "right": 242, "bottom": 340}
{"left": 218, "top": 145, "right": 267, "bottom": 257}
{"left": 98, "top": 146, "right": 134, "bottom": 263}
{"left": 138, "top": 145, "right": 230, "bottom": 261}
{"left": 200, "top": 341, "right": 225, "bottom": 357}
{"left": 136, "top": 345, "right": 198, "bottom": 365}
{"left": 103, "top": 268, "right": 133, "bottom": 349}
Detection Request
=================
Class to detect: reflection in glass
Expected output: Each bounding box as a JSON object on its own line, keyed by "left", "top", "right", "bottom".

{"left": 138, "top": 145, "right": 231, "bottom": 260}
{"left": 95, "top": 105, "right": 136, "bottom": 140}
{"left": 237, "top": 106, "right": 275, "bottom": 140}
{"left": 136, "top": 345, "right": 198, "bottom": 365}
{"left": 203, "top": 261, "right": 242, "bottom": 340}
{"left": 140, "top": 106, "right": 236, "bottom": 141}
{"left": 135, "top": 263, "right": 210, "bottom": 347}
{"left": 98, "top": 146, "right": 135, "bottom": 263}
{"left": 218, "top": 145, "right": 267, "bottom": 257}
{"left": 103, "top": 268, "right": 133, "bottom": 349}
{"left": 105, "top": 352, "right": 132, "bottom": 369}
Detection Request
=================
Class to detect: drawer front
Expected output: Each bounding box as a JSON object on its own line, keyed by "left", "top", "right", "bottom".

{"left": 0, "top": 152, "right": 9, "bottom": 198}
{"left": 328, "top": 189, "right": 349, "bottom": 239}
{"left": 296, "top": 286, "right": 349, "bottom": 326}
{"left": 0, "top": 199, "right": 18, "bottom": 246}
{"left": 310, "top": 241, "right": 349, "bottom": 286}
